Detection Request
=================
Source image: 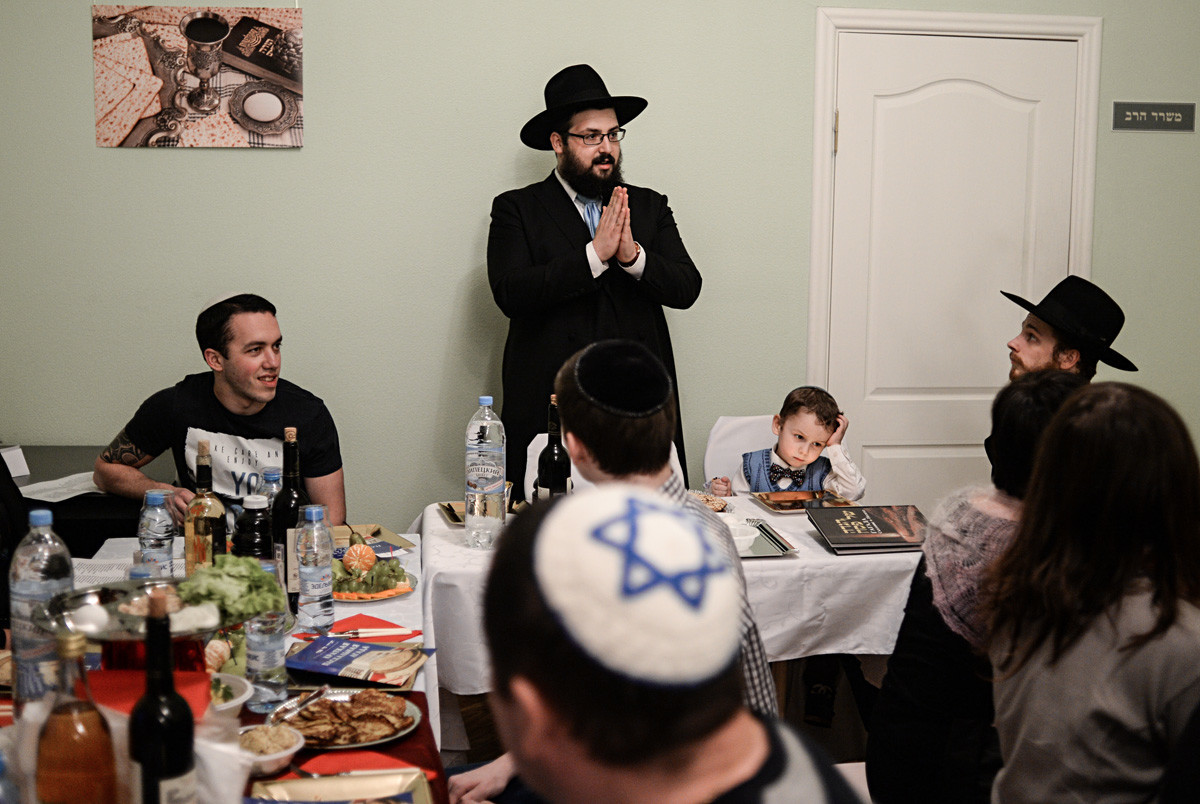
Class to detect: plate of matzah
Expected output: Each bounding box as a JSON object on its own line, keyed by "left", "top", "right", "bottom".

{"left": 93, "top": 31, "right": 164, "bottom": 147}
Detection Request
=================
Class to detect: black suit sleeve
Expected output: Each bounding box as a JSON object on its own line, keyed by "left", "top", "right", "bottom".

{"left": 630, "top": 190, "right": 702, "bottom": 310}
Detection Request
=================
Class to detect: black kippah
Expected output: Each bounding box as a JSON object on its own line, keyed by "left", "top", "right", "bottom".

{"left": 575, "top": 340, "right": 672, "bottom": 418}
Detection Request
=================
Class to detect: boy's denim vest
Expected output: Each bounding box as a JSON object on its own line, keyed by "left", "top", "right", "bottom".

{"left": 742, "top": 447, "right": 831, "bottom": 493}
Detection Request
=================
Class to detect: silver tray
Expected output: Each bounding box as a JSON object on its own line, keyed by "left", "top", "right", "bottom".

{"left": 36, "top": 578, "right": 240, "bottom": 641}
{"left": 268, "top": 688, "right": 421, "bottom": 749}
{"left": 228, "top": 81, "right": 300, "bottom": 135}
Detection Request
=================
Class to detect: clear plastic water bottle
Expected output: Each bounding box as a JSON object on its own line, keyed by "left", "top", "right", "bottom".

{"left": 137, "top": 489, "right": 176, "bottom": 578}
{"left": 9, "top": 510, "right": 73, "bottom": 717}
{"left": 465, "top": 395, "right": 505, "bottom": 549}
{"left": 295, "top": 504, "right": 334, "bottom": 635}
{"left": 245, "top": 559, "right": 288, "bottom": 714}
{"left": 260, "top": 467, "right": 283, "bottom": 509}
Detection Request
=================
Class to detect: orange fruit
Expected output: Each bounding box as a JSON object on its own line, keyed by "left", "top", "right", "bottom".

{"left": 343, "top": 543, "right": 377, "bottom": 574}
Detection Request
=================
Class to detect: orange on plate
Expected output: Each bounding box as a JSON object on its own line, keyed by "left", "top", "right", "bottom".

{"left": 342, "top": 544, "right": 377, "bottom": 574}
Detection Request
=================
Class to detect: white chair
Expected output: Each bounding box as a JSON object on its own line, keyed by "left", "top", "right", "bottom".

{"left": 524, "top": 435, "right": 684, "bottom": 500}
{"left": 703, "top": 415, "right": 776, "bottom": 486}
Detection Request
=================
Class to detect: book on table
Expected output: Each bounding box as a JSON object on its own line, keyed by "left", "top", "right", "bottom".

{"left": 806, "top": 504, "right": 927, "bottom": 555}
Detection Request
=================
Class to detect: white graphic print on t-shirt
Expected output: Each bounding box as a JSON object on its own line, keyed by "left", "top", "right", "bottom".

{"left": 185, "top": 428, "right": 282, "bottom": 499}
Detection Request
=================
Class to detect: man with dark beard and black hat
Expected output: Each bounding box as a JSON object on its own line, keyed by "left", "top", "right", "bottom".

{"left": 487, "top": 64, "right": 701, "bottom": 501}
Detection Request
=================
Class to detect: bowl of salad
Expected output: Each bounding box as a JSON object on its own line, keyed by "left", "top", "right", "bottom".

{"left": 210, "top": 672, "right": 253, "bottom": 716}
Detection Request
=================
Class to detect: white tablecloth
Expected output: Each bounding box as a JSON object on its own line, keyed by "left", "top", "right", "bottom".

{"left": 92, "top": 535, "right": 441, "bottom": 745}
{"left": 418, "top": 496, "right": 920, "bottom": 696}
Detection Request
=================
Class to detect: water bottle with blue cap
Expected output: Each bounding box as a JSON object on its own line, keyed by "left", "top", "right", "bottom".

{"left": 137, "top": 489, "right": 176, "bottom": 578}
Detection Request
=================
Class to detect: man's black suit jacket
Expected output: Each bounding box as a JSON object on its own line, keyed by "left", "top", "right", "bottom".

{"left": 487, "top": 172, "right": 701, "bottom": 499}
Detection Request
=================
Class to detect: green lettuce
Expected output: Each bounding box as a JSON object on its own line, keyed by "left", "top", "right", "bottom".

{"left": 177, "top": 554, "right": 287, "bottom": 622}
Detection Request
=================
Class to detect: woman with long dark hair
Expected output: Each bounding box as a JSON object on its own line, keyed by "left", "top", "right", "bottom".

{"left": 984, "top": 383, "right": 1200, "bottom": 802}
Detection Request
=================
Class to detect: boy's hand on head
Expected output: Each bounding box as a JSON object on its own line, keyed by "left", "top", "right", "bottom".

{"left": 828, "top": 414, "right": 849, "bottom": 446}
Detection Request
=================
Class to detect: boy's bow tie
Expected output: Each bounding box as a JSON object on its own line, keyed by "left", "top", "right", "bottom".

{"left": 769, "top": 464, "right": 807, "bottom": 485}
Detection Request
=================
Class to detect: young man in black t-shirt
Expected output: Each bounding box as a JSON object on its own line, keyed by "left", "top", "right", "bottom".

{"left": 93, "top": 294, "right": 345, "bottom": 524}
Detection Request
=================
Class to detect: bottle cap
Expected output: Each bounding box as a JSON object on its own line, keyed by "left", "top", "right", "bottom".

{"left": 197, "top": 439, "right": 211, "bottom": 458}
{"left": 29, "top": 509, "right": 52, "bottom": 527}
{"left": 145, "top": 489, "right": 166, "bottom": 505}
{"left": 303, "top": 506, "right": 326, "bottom": 523}
{"left": 284, "top": 427, "right": 298, "bottom": 442}
{"left": 479, "top": 395, "right": 493, "bottom": 406}
{"left": 244, "top": 494, "right": 268, "bottom": 509}
{"left": 55, "top": 630, "right": 87, "bottom": 659}
{"left": 263, "top": 467, "right": 282, "bottom": 481}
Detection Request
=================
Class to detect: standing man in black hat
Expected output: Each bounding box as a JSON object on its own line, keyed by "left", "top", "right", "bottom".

{"left": 1003, "top": 275, "right": 1137, "bottom": 381}
{"left": 487, "top": 64, "right": 701, "bottom": 501}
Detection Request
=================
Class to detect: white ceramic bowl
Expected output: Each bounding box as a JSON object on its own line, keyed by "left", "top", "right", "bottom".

{"left": 239, "top": 724, "right": 306, "bottom": 777}
{"left": 211, "top": 672, "right": 253, "bottom": 716}
{"left": 730, "top": 524, "right": 760, "bottom": 554}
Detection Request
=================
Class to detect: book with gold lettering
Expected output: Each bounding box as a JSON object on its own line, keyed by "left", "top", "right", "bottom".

{"left": 221, "top": 16, "right": 302, "bottom": 95}
{"left": 806, "top": 504, "right": 927, "bottom": 555}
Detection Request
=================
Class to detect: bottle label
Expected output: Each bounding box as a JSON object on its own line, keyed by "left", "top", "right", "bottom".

{"left": 466, "top": 447, "right": 505, "bottom": 494}
{"left": 11, "top": 580, "right": 71, "bottom": 701}
{"left": 299, "top": 565, "right": 332, "bottom": 597}
{"left": 131, "top": 763, "right": 198, "bottom": 804}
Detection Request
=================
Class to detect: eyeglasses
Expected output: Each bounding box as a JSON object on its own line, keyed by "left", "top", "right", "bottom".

{"left": 563, "top": 128, "right": 626, "bottom": 146}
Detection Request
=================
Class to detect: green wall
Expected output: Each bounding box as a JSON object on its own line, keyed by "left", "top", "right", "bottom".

{"left": 3, "top": 1, "right": 1198, "bottom": 529}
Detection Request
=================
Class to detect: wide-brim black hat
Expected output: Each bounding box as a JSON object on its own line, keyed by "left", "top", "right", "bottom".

{"left": 520, "top": 64, "right": 647, "bottom": 150}
{"left": 1002, "top": 275, "right": 1137, "bottom": 371}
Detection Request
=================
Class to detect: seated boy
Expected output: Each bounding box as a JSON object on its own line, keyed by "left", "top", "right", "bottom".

{"left": 709, "top": 386, "right": 866, "bottom": 500}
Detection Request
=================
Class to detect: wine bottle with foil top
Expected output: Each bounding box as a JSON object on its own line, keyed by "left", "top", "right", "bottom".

{"left": 184, "top": 439, "right": 226, "bottom": 575}
{"left": 129, "top": 590, "right": 197, "bottom": 804}
{"left": 535, "top": 394, "right": 571, "bottom": 499}
{"left": 36, "top": 630, "right": 118, "bottom": 804}
{"left": 271, "top": 426, "right": 307, "bottom": 613}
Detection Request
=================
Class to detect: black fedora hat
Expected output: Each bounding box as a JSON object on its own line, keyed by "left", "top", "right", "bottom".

{"left": 520, "top": 64, "right": 647, "bottom": 150}
{"left": 1002, "top": 276, "right": 1137, "bottom": 371}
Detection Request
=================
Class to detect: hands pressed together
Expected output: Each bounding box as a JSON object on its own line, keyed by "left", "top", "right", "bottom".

{"left": 591, "top": 186, "right": 639, "bottom": 266}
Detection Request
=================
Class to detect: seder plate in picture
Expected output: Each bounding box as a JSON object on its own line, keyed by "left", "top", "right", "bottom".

{"left": 37, "top": 579, "right": 237, "bottom": 641}
{"left": 228, "top": 80, "right": 300, "bottom": 135}
{"left": 268, "top": 688, "right": 421, "bottom": 749}
{"left": 749, "top": 490, "right": 856, "bottom": 514}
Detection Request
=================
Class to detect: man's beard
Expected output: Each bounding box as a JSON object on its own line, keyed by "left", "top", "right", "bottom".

{"left": 560, "top": 146, "right": 624, "bottom": 200}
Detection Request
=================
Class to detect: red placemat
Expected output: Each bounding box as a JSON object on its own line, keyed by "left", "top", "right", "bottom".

{"left": 90, "top": 669, "right": 212, "bottom": 719}
{"left": 247, "top": 691, "right": 447, "bottom": 804}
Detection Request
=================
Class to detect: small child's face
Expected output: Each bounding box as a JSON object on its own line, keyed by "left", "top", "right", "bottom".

{"left": 772, "top": 410, "right": 836, "bottom": 469}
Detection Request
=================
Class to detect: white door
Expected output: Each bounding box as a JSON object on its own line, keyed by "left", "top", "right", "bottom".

{"left": 820, "top": 27, "right": 1093, "bottom": 514}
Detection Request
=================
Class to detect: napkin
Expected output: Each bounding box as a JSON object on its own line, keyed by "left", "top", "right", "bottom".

{"left": 295, "top": 614, "right": 422, "bottom": 645}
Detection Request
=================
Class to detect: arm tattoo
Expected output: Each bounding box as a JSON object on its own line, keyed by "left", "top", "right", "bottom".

{"left": 100, "top": 428, "right": 153, "bottom": 467}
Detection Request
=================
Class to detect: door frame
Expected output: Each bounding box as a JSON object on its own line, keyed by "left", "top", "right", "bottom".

{"left": 806, "top": 8, "right": 1103, "bottom": 386}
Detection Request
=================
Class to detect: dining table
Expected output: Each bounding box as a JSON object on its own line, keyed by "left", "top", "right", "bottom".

{"left": 417, "top": 493, "right": 921, "bottom": 725}
{"left": 48, "top": 533, "right": 449, "bottom": 803}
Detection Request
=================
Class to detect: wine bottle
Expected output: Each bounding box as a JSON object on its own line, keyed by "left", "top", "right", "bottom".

{"left": 184, "top": 439, "right": 226, "bottom": 576}
{"left": 37, "top": 630, "right": 118, "bottom": 804}
{"left": 535, "top": 394, "right": 571, "bottom": 499}
{"left": 271, "top": 426, "right": 308, "bottom": 612}
{"left": 129, "top": 590, "right": 197, "bottom": 804}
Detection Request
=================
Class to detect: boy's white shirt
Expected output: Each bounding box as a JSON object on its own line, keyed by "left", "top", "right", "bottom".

{"left": 729, "top": 444, "right": 866, "bottom": 501}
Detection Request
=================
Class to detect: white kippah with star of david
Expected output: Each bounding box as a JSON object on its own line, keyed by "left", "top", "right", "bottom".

{"left": 533, "top": 484, "right": 741, "bottom": 686}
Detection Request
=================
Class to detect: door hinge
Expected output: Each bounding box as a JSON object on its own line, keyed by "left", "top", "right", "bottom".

{"left": 833, "top": 109, "right": 839, "bottom": 156}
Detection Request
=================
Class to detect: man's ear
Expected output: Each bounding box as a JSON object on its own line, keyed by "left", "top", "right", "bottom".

{"left": 203, "top": 347, "right": 225, "bottom": 373}
{"left": 550, "top": 131, "right": 564, "bottom": 155}
{"left": 508, "top": 676, "right": 561, "bottom": 755}
{"left": 1053, "top": 348, "right": 1081, "bottom": 372}
{"left": 563, "top": 431, "right": 593, "bottom": 468}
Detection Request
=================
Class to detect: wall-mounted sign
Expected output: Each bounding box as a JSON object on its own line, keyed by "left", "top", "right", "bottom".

{"left": 1113, "top": 102, "right": 1194, "bottom": 132}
